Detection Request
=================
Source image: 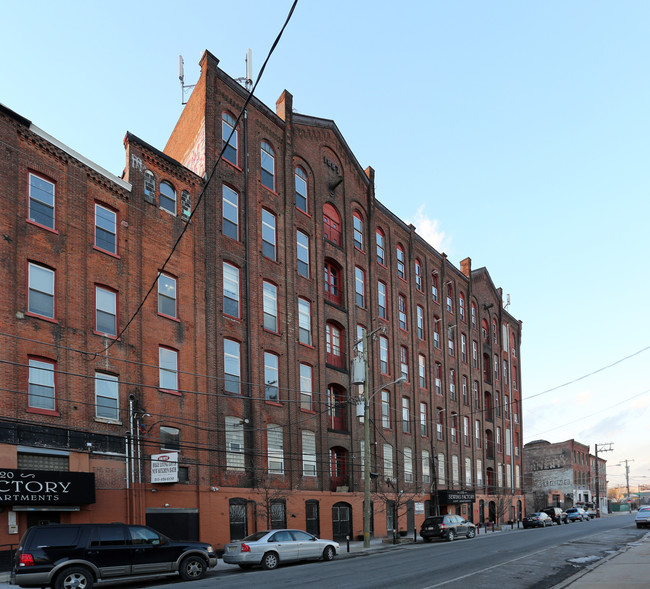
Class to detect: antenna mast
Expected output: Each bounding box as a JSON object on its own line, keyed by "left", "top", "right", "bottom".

{"left": 236, "top": 49, "right": 253, "bottom": 92}
{"left": 179, "top": 55, "right": 196, "bottom": 105}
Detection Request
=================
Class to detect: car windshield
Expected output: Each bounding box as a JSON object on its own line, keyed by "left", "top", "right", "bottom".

{"left": 242, "top": 531, "right": 269, "bottom": 542}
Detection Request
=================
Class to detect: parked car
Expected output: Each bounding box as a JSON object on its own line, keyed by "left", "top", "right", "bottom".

{"left": 565, "top": 507, "right": 589, "bottom": 522}
{"left": 635, "top": 505, "right": 650, "bottom": 528}
{"left": 522, "top": 512, "right": 553, "bottom": 528}
{"left": 542, "top": 507, "right": 568, "bottom": 525}
{"left": 420, "top": 514, "right": 476, "bottom": 542}
{"left": 585, "top": 508, "right": 597, "bottom": 519}
{"left": 11, "top": 523, "right": 217, "bottom": 588}
{"left": 223, "top": 529, "right": 339, "bottom": 570}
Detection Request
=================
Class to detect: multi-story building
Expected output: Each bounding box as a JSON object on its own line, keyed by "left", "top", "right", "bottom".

{"left": 523, "top": 439, "right": 608, "bottom": 514}
{"left": 0, "top": 50, "right": 524, "bottom": 551}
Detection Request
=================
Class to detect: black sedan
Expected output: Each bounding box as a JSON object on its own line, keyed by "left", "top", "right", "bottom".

{"left": 522, "top": 512, "right": 553, "bottom": 528}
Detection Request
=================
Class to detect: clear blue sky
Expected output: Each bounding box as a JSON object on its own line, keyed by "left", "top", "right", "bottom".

{"left": 4, "top": 1, "right": 649, "bottom": 491}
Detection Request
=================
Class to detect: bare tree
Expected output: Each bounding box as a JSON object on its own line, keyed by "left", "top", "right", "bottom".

{"left": 372, "top": 478, "right": 420, "bottom": 543}
{"left": 252, "top": 473, "right": 292, "bottom": 530}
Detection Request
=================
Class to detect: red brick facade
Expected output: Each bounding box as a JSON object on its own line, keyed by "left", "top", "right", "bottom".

{"left": 0, "top": 50, "right": 524, "bottom": 551}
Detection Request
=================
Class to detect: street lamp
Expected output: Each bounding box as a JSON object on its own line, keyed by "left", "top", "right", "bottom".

{"left": 363, "top": 374, "right": 407, "bottom": 549}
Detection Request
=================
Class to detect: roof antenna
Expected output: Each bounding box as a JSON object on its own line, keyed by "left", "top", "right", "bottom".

{"left": 236, "top": 49, "right": 253, "bottom": 92}
{"left": 179, "top": 55, "right": 196, "bottom": 105}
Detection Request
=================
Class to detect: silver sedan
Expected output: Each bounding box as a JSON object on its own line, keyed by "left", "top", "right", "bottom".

{"left": 223, "top": 529, "right": 339, "bottom": 570}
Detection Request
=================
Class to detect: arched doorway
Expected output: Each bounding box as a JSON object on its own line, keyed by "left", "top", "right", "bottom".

{"left": 228, "top": 498, "right": 248, "bottom": 541}
{"left": 332, "top": 502, "right": 352, "bottom": 541}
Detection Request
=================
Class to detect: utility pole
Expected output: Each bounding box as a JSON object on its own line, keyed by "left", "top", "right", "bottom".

{"left": 594, "top": 443, "right": 613, "bottom": 517}
{"left": 617, "top": 459, "right": 635, "bottom": 503}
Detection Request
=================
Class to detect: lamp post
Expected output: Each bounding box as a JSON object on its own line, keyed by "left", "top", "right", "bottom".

{"left": 363, "top": 374, "right": 406, "bottom": 548}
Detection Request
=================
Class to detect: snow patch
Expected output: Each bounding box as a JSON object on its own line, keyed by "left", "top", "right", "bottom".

{"left": 568, "top": 555, "right": 601, "bottom": 564}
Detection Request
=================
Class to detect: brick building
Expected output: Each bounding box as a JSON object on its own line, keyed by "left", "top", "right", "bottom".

{"left": 0, "top": 50, "right": 524, "bottom": 550}
{"left": 523, "top": 439, "right": 608, "bottom": 514}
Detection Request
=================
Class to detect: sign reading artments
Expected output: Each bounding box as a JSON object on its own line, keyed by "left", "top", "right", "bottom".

{"left": 151, "top": 452, "right": 179, "bottom": 483}
{"left": 0, "top": 469, "right": 95, "bottom": 506}
{"left": 437, "top": 490, "right": 476, "bottom": 504}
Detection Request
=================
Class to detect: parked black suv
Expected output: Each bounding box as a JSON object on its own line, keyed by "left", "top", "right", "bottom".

{"left": 542, "top": 507, "right": 568, "bottom": 525}
{"left": 12, "top": 523, "right": 217, "bottom": 588}
{"left": 420, "top": 515, "right": 476, "bottom": 542}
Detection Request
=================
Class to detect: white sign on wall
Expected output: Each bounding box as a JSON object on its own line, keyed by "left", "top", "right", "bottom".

{"left": 151, "top": 452, "right": 179, "bottom": 483}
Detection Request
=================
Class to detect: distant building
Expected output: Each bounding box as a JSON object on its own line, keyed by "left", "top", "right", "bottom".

{"left": 523, "top": 439, "right": 607, "bottom": 514}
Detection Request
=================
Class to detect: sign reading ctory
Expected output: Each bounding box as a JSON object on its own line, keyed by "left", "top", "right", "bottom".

{"left": 0, "top": 469, "right": 95, "bottom": 506}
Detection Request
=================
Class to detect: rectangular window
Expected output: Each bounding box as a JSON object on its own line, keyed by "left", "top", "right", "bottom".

{"left": 28, "top": 263, "right": 55, "bottom": 319}
{"left": 378, "top": 281, "right": 387, "bottom": 319}
{"left": 160, "top": 426, "right": 180, "bottom": 451}
{"left": 300, "top": 364, "right": 313, "bottom": 411}
{"left": 298, "top": 298, "right": 312, "bottom": 345}
{"left": 422, "top": 450, "right": 431, "bottom": 483}
{"left": 263, "top": 282, "right": 278, "bottom": 332}
{"left": 302, "top": 431, "right": 317, "bottom": 476}
{"left": 225, "top": 416, "right": 245, "bottom": 470}
{"left": 381, "top": 391, "right": 390, "bottom": 428}
{"left": 463, "top": 416, "right": 469, "bottom": 446}
{"left": 475, "top": 419, "right": 481, "bottom": 448}
{"left": 436, "top": 410, "right": 443, "bottom": 440}
{"left": 379, "top": 335, "right": 389, "bottom": 374}
{"left": 353, "top": 214, "right": 364, "bottom": 250}
{"left": 296, "top": 230, "right": 310, "bottom": 277}
{"left": 465, "top": 457, "right": 472, "bottom": 485}
{"left": 222, "top": 185, "right": 239, "bottom": 240}
{"left": 376, "top": 230, "right": 385, "bottom": 265}
{"left": 452, "top": 455, "right": 460, "bottom": 485}
{"left": 28, "top": 358, "right": 56, "bottom": 411}
{"left": 448, "top": 328, "right": 455, "bottom": 356}
{"left": 355, "top": 267, "right": 365, "bottom": 307}
{"left": 404, "top": 447, "right": 413, "bottom": 482}
{"left": 262, "top": 209, "right": 277, "bottom": 260}
{"left": 224, "top": 339, "right": 241, "bottom": 394}
{"left": 267, "top": 424, "right": 284, "bottom": 474}
{"left": 222, "top": 113, "right": 238, "bottom": 165}
{"left": 95, "top": 286, "right": 117, "bottom": 336}
{"left": 158, "top": 273, "right": 177, "bottom": 319}
{"left": 396, "top": 247, "right": 405, "bottom": 279}
{"left": 402, "top": 397, "right": 410, "bottom": 433}
{"left": 400, "top": 346, "right": 409, "bottom": 381}
{"left": 462, "top": 376, "right": 468, "bottom": 405}
{"left": 418, "top": 354, "right": 426, "bottom": 389}
{"left": 295, "top": 168, "right": 308, "bottom": 212}
{"left": 223, "top": 262, "right": 240, "bottom": 318}
{"left": 28, "top": 172, "right": 55, "bottom": 229}
{"left": 94, "top": 203, "right": 117, "bottom": 254}
{"left": 383, "top": 444, "right": 394, "bottom": 479}
{"left": 160, "top": 182, "right": 176, "bottom": 215}
{"left": 417, "top": 306, "right": 424, "bottom": 339}
{"left": 438, "top": 453, "right": 445, "bottom": 485}
{"left": 264, "top": 352, "right": 279, "bottom": 401}
{"left": 159, "top": 347, "right": 178, "bottom": 391}
{"left": 420, "top": 402, "right": 427, "bottom": 436}
{"left": 461, "top": 334, "right": 467, "bottom": 362}
{"left": 477, "top": 459, "right": 483, "bottom": 486}
{"left": 95, "top": 372, "right": 119, "bottom": 421}
{"left": 398, "top": 295, "right": 407, "bottom": 330}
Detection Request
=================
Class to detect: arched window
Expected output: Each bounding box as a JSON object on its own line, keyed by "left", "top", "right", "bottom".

{"left": 352, "top": 211, "right": 364, "bottom": 250}
{"left": 481, "top": 318, "right": 489, "bottom": 343}
{"left": 324, "top": 260, "right": 343, "bottom": 306}
{"left": 261, "top": 141, "right": 275, "bottom": 191}
{"left": 323, "top": 203, "right": 342, "bottom": 246}
{"left": 295, "top": 167, "right": 308, "bottom": 212}
{"left": 326, "top": 322, "right": 345, "bottom": 368}
{"left": 328, "top": 389, "right": 347, "bottom": 431}
{"left": 459, "top": 292, "right": 466, "bottom": 321}
{"left": 376, "top": 228, "right": 386, "bottom": 265}
{"left": 160, "top": 181, "right": 176, "bottom": 215}
{"left": 222, "top": 112, "right": 238, "bottom": 166}
{"left": 415, "top": 259, "right": 423, "bottom": 291}
{"left": 396, "top": 244, "right": 405, "bottom": 279}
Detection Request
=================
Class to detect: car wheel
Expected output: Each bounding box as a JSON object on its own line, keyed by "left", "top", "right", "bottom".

{"left": 179, "top": 555, "right": 207, "bottom": 581}
{"left": 447, "top": 530, "right": 455, "bottom": 542}
{"left": 467, "top": 527, "right": 476, "bottom": 538}
{"left": 55, "top": 567, "right": 94, "bottom": 589}
{"left": 322, "top": 546, "right": 335, "bottom": 561}
{"left": 262, "top": 551, "right": 279, "bottom": 570}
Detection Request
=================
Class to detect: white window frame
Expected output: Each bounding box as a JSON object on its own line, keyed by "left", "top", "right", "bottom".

{"left": 94, "top": 203, "right": 117, "bottom": 254}
{"left": 159, "top": 347, "right": 178, "bottom": 391}
{"left": 158, "top": 273, "right": 177, "bottom": 319}
{"left": 95, "top": 286, "right": 117, "bottom": 336}
{"left": 263, "top": 281, "right": 278, "bottom": 332}
{"left": 28, "top": 172, "right": 55, "bottom": 229}
{"left": 225, "top": 416, "right": 245, "bottom": 470}
{"left": 224, "top": 339, "right": 241, "bottom": 394}
{"left": 28, "top": 262, "right": 55, "bottom": 319}
{"left": 267, "top": 424, "right": 284, "bottom": 474}
{"left": 95, "top": 372, "right": 119, "bottom": 421}
{"left": 28, "top": 358, "right": 56, "bottom": 411}
{"left": 223, "top": 262, "right": 240, "bottom": 318}
{"left": 302, "top": 430, "right": 317, "bottom": 477}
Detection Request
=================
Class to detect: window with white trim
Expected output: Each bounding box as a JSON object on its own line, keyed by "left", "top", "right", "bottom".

{"left": 158, "top": 273, "right": 177, "bottom": 319}
{"left": 396, "top": 245, "right": 405, "bottom": 279}
{"left": 95, "top": 203, "right": 117, "bottom": 254}
{"left": 398, "top": 295, "right": 407, "bottom": 330}
{"left": 376, "top": 228, "right": 385, "bottom": 265}
{"left": 302, "top": 430, "right": 317, "bottom": 476}
{"left": 261, "top": 141, "right": 275, "bottom": 191}
{"left": 419, "top": 401, "right": 427, "bottom": 436}
{"left": 353, "top": 212, "right": 364, "bottom": 250}
{"left": 159, "top": 347, "right": 178, "bottom": 391}
{"left": 222, "top": 185, "right": 239, "bottom": 240}
{"left": 267, "top": 424, "right": 284, "bottom": 474}
{"left": 383, "top": 443, "right": 394, "bottom": 479}
{"left": 28, "top": 263, "right": 55, "bottom": 319}
{"left": 381, "top": 391, "right": 390, "bottom": 428}
{"left": 222, "top": 112, "right": 238, "bottom": 166}
{"left": 262, "top": 209, "right": 276, "bottom": 260}
{"left": 95, "top": 372, "right": 119, "bottom": 421}
{"left": 28, "top": 358, "right": 56, "bottom": 411}
{"left": 263, "top": 281, "right": 278, "bottom": 332}
{"left": 404, "top": 447, "right": 413, "bottom": 482}
{"left": 225, "top": 416, "right": 245, "bottom": 470}
{"left": 355, "top": 267, "right": 365, "bottom": 307}
{"left": 264, "top": 352, "right": 279, "bottom": 401}
{"left": 299, "top": 363, "right": 313, "bottom": 411}
{"left": 418, "top": 355, "right": 426, "bottom": 389}
{"left": 95, "top": 286, "right": 117, "bottom": 336}
{"left": 422, "top": 450, "right": 431, "bottom": 483}
{"left": 29, "top": 172, "right": 55, "bottom": 229}
{"left": 379, "top": 335, "right": 389, "bottom": 374}
{"left": 438, "top": 453, "right": 445, "bottom": 485}
{"left": 402, "top": 396, "right": 410, "bottom": 433}
{"left": 224, "top": 339, "right": 241, "bottom": 394}
{"left": 295, "top": 167, "right": 308, "bottom": 212}
{"left": 298, "top": 298, "right": 312, "bottom": 345}
{"left": 223, "top": 262, "right": 240, "bottom": 318}
{"left": 452, "top": 455, "right": 460, "bottom": 485}
{"left": 378, "top": 281, "right": 387, "bottom": 319}
{"left": 296, "top": 230, "right": 310, "bottom": 277}
{"left": 160, "top": 181, "right": 176, "bottom": 215}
